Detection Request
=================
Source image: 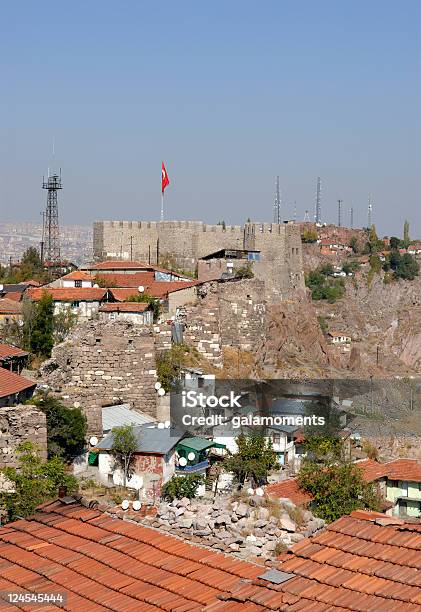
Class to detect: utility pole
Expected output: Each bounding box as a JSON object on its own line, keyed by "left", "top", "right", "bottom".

{"left": 350, "top": 207, "right": 354, "bottom": 229}
{"left": 368, "top": 194, "right": 373, "bottom": 229}
{"left": 337, "top": 199, "right": 343, "bottom": 227}
{"left": 315, "top": 177, "right": 321, "bottom": 224}
{"left": 130, "top": 236, "right": 133, "bottom": 261}
{"left": 273, "top": 176, "right": 281, "bottom": 224}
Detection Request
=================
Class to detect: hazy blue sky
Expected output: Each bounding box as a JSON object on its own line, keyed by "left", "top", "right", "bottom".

{"left": 1, "top": 1, "right": 420, "bottom": 236}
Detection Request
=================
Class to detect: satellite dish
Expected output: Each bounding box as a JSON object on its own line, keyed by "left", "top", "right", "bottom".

{"left": 247, "top": 488, "right": 254, "bottom": 495}
{"left": 89, "top": 436, "right": 98, "bottom": 447}
{"left": 158, "top": 388, "right": 166, "bottom": 396}
{"left": 132, "top": 500, "right": 141, "bottom": 511}
{"left": 129, "top": 475, "right": 144, "bottom": 490}
{"left": 255, "top": 487, "right": 264, "bottom": 497}
{"left": 178, "top": 457, "right": 187, "bottom": 467}
{"left": 164, "top": 420, "right": 170, "bottom": 428}
{"left": 187, "top": 452, "right": 195, "bottom": 461}
{"left": 93, "top": 283, "right": 99, "bottom": 288}
{"left": 154, "top": 382, "right": 162, "bottom": 390}
{"left": 73, "top": 401, "right": 80, "bottom": 408}
{"left": 157, "top": 422, "right": 165, "bottom": 429}
{"left": 138, "top": 285, "right": 145, "bottom": 293}
{"left": 121, "top": 500, "right": 130, "bottom": 510}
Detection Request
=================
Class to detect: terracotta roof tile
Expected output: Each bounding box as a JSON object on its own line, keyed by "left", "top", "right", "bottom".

{"left": 0, "top": 367, "right": 36, "bottom": 398}
{"left": 98, "top": 302, "right": 149, "bottom": 313}
{"left": 265, "top": 479, "right": 312, "bottom": 505}
{"left": 0, "top": 298, "right": 22, "bottom": 314}
{"left": 2, "top": 499, "right": 421, "bottom": 611}
{"left": 0, "top": 343, "right": 29, "bottom": 359}
{"left": 60, "top": 271, "right": 95, "bottom": 281}
{"left": 27, "top": 288, "right": 108, "bottom": 302}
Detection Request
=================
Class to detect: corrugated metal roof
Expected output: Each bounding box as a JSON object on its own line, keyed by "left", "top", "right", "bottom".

{"left": 102, "top": 404, "right": 155, "bottom": 432}
{"left": 97, "top": 423, "right": 185, "bottom": 454}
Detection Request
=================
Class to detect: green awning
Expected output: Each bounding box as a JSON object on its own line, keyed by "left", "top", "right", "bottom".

{"left": 88, "top": 451, "right": 99, "bottom": 465}
{"left": 177, "top": 437, "right": 223, "bottom": 453}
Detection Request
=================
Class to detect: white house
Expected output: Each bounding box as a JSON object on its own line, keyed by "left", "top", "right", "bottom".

{"left": 27, "top": 287, "right": 109, "bottom": 319}
{"left": 98, "top": 302, "right": 153, "bottom": 325}
{"left": 327, "top": 331, "right": 352, "bottom": 345}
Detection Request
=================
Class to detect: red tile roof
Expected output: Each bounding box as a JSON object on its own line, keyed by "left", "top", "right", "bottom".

{"left": 0, "top": 367, "right": 36, "bottom": 398}
{"left": 385, "top": 459, "right": 421, "bottom": 483}
{"left": 0, "top": 498, "right": 263, "bottom": 611}
{"left": 21, "top": 279, "right": 41, "bottom": 286}
{"left": 95, "top": 272, "right": 155, "bottom": 288}
{"left": 265, "top": 479, "right": 312, "bottom": 506}
{"left": 354, "top": 459, "right": 390, "bottom": 482}
{"left": 110, "top": 281, "right": 199, "bottom": 301}
{"left": 98, "top": 302, "right": 150, "bottom": 313}
{"left": 0, "top": 298, "right": 22, "bottom": 314}
{"left": 146, "top": 281, "right": 200, "bottom": 298}
{"left": 2, "top": 500, "right": 421, "bottom": 610}
{"left": 90, "top": 260, "right": 156, "bottom": 270}
{"left": 27, "top": 288, "right": 108, "bottom": 302}
{"left": 0, "top": 344, "right": 29, "bottom": 360}
{"left": 109, "top": 288, "right": 142, "bottom": 302}
{"left": 61, "top": 271, "right": 95, "bottom": 281}
{"left": 356, "top": 458, "right": 421, "bottom": 483}
{"left": 215, "top": 510, "right": 421, "bottom": 611}
{"left": 1, "top": 291, "right": 23, "bottom": 302}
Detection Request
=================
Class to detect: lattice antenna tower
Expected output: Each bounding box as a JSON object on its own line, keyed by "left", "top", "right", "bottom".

{"left": 273, "top": 175, "right": 281, "bottom": 224}
{"left": 350, "top": 207, "right": 354, "bottom": 228}
{"left": 42, "top": 170, "right": 62, "bottom": 270}
{"left": 315, "top": 177, "right": 321, "bottom": 224}
{"left": 368, "top": 193, "right": 373, "bottom": 228}
{"left": 337, "top": 199, "right": 343, "bottom": 227}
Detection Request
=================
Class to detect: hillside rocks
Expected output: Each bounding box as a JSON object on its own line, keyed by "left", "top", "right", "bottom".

{"left": 254, "top": 299, "right": 337, "bottom": 378}
{"left": 143, "top": 495, "right": 324, "bottom": 564}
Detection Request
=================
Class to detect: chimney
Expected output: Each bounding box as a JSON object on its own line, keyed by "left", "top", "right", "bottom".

{"left": 58, "top": 485, "right": 67, "bottom": 499}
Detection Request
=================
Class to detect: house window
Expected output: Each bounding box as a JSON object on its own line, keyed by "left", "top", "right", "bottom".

{"left": 401, "top": 481, "right": 408, "bottom": 497}
{"left": 71, "top": 301, "right": 80, "bottom": 308}
{"left": 75, "top": 280, "right": 82, "bottom": 287}
{"left": 272, "top": 435, "right": 281, "bottom": 445}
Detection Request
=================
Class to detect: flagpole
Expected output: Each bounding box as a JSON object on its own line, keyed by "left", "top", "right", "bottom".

{"left": 161, "top": 192, "right": 164, "bottom": 221}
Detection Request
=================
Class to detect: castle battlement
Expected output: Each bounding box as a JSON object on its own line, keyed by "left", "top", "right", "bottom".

{"left": 93, "top": 218, "right": 304, "bottom": 297}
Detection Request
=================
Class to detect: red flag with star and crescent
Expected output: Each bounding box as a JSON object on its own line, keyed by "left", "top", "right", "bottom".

{"left": 162, "top": 162, "right": 169, "bottom": 194}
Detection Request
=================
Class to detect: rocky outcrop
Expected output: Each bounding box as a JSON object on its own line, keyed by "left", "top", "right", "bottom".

{"left": 143, "top": 494, "right": 324, "bottom": 564}
{"left": 254, "top": 298, "right": 337, "bottom": 378}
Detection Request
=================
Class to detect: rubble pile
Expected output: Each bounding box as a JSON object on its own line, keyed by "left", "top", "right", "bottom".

{"left": 143, "top": 494, "right": 325, "bottom": 563}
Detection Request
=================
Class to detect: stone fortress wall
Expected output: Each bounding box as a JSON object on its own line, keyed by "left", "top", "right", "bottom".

{"left": 93, "top": 219, "right": 305, "bottom": 299}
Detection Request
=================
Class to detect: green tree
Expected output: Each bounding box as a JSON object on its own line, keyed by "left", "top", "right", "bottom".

{"left": 369, "top": 255, "right": 382, "bottom": 273}
{"left": 223, "top": 433, "right": 278, "bottom": 487}
{"left": 110, "top": 425, "right": 137, "bottom": 487}
{"left": 161, "top": 474, "right": 205, "bottom": 501}
{"left": 127, "top": 292, "right": 161, "bottom": 322}
{"left": 30, "top": 292, "right": 55, "bottom": 357}
{"left": 297, "top": 436, "right": 382, "bottom": 523}
{"left": 301, "top": 228, "right": 318, "bottom": 243}
{"left": 395, "top": 253, "right": 419, "bottom": 280}
{"left": 1, "top": 300, "right": 37, "bottom": 350}
{"left": 349, "top": 236, "right": 359, "bottom": 253}
{"left": 53, "top": 306, "right": 77, "bottom": 343}
{"left": 389, "top": 236, "right": 400, "bottom": 251}
{"left": 21, "top": 247, "right": 42, "bottom": 271}
{"left": 32, "top": 396, "right": 87, "bottom": 460}
{"left": 0, "top": 442, "right": 76, "bottom": 523}
{"left": 234, "top": 263, "right": 254, "bottom": 279}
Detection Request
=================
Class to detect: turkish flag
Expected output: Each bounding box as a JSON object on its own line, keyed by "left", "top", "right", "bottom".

{"left": 162, "top": 162, "right": 170, "bottom": 194}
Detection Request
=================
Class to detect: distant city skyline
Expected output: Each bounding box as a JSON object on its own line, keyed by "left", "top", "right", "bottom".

{"left": 1, "top": 1, "right": 420, "bottom": 236}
